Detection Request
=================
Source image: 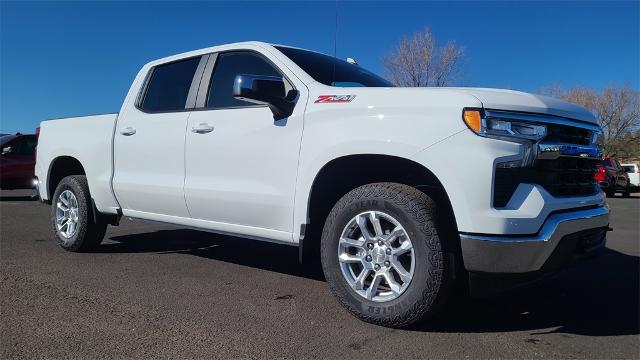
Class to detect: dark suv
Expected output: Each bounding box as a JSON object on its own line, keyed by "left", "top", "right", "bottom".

{"left": 0, "top": 133, "right": 38, "bottom": 189}
{"left": 595, "top": 157, "right": 631, "bottom": 197}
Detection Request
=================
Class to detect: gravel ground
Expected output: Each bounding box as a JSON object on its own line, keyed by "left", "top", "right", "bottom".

{"left": 1, "top": 189, "right": 638, "bottom": 359}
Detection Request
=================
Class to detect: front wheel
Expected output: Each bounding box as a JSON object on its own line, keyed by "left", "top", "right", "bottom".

{"left": 51, "top": 175, "right": 107, "bottom": 252}
{"left": 622, "top": 183, "right": 631, "bottom": 198}
{"left": 320, "top": 182, "right": 454, "bottom": 328}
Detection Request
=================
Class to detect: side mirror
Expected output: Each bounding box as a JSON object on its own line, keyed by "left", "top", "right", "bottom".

{"left": 1, "top": 146, "right": 12, "bottom": 156}
{"left": 233, "top": 74, "right": 298, "bottom": 120}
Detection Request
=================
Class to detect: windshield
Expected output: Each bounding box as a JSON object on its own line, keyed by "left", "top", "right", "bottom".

{"left": 622, "top": 166, "right": 634, "bottom": 173}
{"left": 275, "top": 46, "right": 394, "bottom": 88}
{"left": 1, "top": 135, "right": 15, "bottom": 146}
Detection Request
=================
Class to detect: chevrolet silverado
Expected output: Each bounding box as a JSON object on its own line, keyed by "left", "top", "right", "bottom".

{"left": 35, "top": 42, "right": 610, "bottom": 327}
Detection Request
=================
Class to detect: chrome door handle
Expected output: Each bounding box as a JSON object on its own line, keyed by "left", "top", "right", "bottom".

{"left": 119, "top": 126, "right": 136, "bottom": 136}
{"left": 191, "top": 123, "right": 214, "bottom": 134}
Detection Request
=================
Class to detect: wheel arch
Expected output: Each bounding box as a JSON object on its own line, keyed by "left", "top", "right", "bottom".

{"left": 46, "top": 156, "right": 86, "bottom": 202}
{"left": 299, "top": 154, "right": 460, "bottom": 264}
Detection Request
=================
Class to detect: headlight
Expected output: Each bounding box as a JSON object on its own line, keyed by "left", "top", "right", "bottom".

{"left": 463, "top": 108, "right": 546, "bottom": 142}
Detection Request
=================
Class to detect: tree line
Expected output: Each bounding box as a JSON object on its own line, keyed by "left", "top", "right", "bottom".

{"left": 382, "top": 28, "right": 640, "bottom": 161}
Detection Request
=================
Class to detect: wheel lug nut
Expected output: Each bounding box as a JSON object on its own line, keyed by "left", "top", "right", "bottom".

{"left": 386, "top": 248, "right": 392, "bottom": 255}
{"left": 374, "top": 264, "right": 381, "bottom": 271}
{"left": 378, "top": 240, "right": 384, "bottom": 246}
{"left": 384, "top": 261, "right": 390, "bottom": 267}
{"left": 367, "top": 243, "right": 374, "bottom": 249}
{"left": 365, "top": 255, "right": 372, "bottom": 262}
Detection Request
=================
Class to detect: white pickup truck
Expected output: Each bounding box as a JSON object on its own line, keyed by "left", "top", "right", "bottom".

{"left": 35, "top": 41, "right": 610, "bottom": 327}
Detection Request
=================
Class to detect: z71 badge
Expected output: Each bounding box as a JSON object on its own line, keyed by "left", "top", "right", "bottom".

{"left": 314, "top": 95, "right": 356, "bottom": 103}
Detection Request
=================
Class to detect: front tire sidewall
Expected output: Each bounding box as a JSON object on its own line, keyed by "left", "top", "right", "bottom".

{"left": 321, "top": 184, "right": 449, "bottom": 327}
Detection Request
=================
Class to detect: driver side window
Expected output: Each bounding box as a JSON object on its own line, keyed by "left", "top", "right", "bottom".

{"left": 205, "top": 52, "right": 286, "bottom": 109}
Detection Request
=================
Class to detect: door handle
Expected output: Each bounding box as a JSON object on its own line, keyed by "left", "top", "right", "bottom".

{"left": 191, "top": 123, "right": 214, "bottom": 134}
{"left": 119, "top": 126, "right": 136, "bottom": 136}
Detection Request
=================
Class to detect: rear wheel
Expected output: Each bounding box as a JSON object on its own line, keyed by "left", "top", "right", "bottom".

{"left": 320, "top": 182, "right": 454, "bottom": 328}
{"left": 622, "top": 183, "right": 631, "bottom": 198}
{"left": 51, "top": 175, "right": 107, "bottom": 252}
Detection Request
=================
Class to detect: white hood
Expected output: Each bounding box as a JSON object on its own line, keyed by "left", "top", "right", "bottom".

{"left": 446, "top": 87, "right": 597, "bottom": 124}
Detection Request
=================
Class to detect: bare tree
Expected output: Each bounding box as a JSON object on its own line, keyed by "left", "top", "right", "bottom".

{"left": 383, "top": 27, "right": 465, "bottom": 87}
{"left": 540, "top": 84, "right": 640, "bottom": 158}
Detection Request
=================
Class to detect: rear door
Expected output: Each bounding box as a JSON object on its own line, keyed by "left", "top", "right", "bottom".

{"left": 113, "top": 55, "right": 207, "bottom": 218}
{"left": 183, "top": 50, "right": 306, "bottom": 241}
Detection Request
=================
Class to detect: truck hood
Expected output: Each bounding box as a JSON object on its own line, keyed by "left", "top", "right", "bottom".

{"left": 445, "top": 87, "right": 597, "bottom": 124}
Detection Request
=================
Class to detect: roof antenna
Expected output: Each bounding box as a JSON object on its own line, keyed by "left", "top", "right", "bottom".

{"left": 333, "top": 0, "right": 338, "bottom": 59}
{"left": 332, "top": 0, "right": 338, "bottom": 85}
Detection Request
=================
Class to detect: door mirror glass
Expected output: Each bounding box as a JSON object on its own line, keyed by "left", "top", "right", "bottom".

{"left": 233, "top": 74, "right": 298, "bottom": 120}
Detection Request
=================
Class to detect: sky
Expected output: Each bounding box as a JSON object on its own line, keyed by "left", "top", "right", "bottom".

{"left": 1, "top": 1, "right": 638, "bottom": 133}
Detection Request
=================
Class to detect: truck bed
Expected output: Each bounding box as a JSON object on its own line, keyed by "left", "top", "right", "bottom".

{"left": 35, "top": 113, "right": 121, "bottom": 214}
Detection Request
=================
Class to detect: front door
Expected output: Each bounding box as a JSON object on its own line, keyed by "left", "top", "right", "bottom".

{"left": 184, "top": 51, "right": 305, "bottom": 240}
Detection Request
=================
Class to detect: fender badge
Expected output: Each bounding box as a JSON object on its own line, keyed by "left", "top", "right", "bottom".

{"left": 315, "top": 95, "right": 356, "bottom": 103}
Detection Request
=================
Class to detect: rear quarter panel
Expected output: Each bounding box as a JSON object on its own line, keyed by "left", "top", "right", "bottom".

{"left": 36, "top": 114, "right": 120, "bottom": 214}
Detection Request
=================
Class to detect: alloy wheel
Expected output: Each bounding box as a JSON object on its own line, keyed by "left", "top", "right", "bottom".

{"left": 337, "top": 211, "right": 415, "bottom": 302}
{"left": 55, "top": 190, "right": 79, "bottom": 240}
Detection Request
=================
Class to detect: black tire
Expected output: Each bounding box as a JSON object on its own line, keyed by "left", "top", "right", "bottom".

{"left": 622, "top": 183, "right": 631, "bottom": 198}
{"left": 51, "top": 175, "right": 107, "bottom": 252}
{"left": 320, "top": 182, "right": 454, "bottom": 328}
{"left": 605, "top": 183, "right": 615, "bottom": 198}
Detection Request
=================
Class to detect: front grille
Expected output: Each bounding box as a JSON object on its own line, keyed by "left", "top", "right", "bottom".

{"left": 534, "top": 156, "right": 599, "bottom": 197}
{"left": 493, "top": 153, "right": 599, "bottom": 208}
{"left": 493, "top": 157, "right": 599, "bottom": 207}
{"left": 544, "top": 123, "right": 592, "bottom": 145}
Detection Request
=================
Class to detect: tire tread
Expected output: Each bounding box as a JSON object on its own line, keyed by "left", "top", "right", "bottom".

{"left": 51, "top": 175, "right": 107, "bottom": 252}
{"left": 320, "top": 182, "right": 453, "bottom": 328}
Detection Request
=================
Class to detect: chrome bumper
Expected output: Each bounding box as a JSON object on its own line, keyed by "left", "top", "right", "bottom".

{"left": 460, "top": 205, "right": 610, "bottom": 273}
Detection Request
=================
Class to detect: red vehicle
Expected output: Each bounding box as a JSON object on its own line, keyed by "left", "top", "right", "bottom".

{"left": 0, "top": 132, "right": 38, "bottom": 189}
{"left": 594, "top": 156, "right": 631, "bottom": 197}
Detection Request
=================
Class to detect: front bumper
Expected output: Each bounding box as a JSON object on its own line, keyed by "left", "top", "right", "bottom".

{"left": 459, "top": 205, "right": 609, "bottom": 273}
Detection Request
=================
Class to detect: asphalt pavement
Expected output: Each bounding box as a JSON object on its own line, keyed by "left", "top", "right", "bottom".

{"left": 1, "top": 189, "right": 638, "bottom": 359}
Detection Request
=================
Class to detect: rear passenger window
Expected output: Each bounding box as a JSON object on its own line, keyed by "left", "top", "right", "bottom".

{"left": 206, "top": 52, "right": 282, "bottom": 109}
{"left": 10, "top": 136, "right": 37, "bottom": 155}
{"left": 140, "top": 57, "right": 201, "bottom": 112}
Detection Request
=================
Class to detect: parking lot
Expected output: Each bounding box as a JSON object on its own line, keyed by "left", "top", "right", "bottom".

{"left": 1, "top": 189, "right": 638, "bottom": 359}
